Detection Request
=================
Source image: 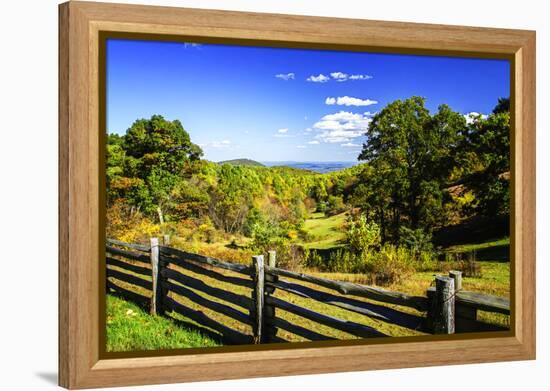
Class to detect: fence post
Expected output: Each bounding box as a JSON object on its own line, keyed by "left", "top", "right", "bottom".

{"left": 449, "top": 270, "right": 462, "bottom": 291}
{"left": 432, "top": 276, "right": 455, "bottom": 334}
{"left": 264, "top": 251, "right": 278, "bottom": 343}
{"left": 251, "top": 255, "right": 265, "bottom": 344}
{"left": 150, "top": 237, "right": 162, "bottom": 316}
{"left": 449, "top": 270, "right": 478, "bottom": 332}
{"left": 163, "top": 234, "right": 170, "bottom": 246}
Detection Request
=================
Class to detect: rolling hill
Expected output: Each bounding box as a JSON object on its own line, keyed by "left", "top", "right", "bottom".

{"left": 218, "top": 158, "right": 265, "bottom": 167}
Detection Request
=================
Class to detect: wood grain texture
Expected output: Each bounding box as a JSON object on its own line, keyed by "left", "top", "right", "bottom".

{"left": 58, "top": 3, "right": 70, "bottom": 386}
{"left": 161, "top": 245, "right": 252, "bottom": 275}
{"left": 252, "top": 255, "right": 265, "bottom": 344}
{"left": 149, "top": 237, "right": 161, "bottom": 315}
{"left": 58, "top": 1, "right": 536, "bottom": 388}
{"left": 106, "top": 238, "right": 150, "bottom": 252}
{"left": 456, "top": 291, "right": 511, "bottom": 314}
{"left": 106, "top": 246, "right": 150, "bottom": 263}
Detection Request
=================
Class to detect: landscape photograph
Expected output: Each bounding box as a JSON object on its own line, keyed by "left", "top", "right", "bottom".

{"left": 104, "top": 38, "right": 511, "bottom": 352}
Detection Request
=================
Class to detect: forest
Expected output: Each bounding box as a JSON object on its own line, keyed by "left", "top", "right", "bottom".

{"left": 106, "top": 96, "right": 510, "bottom": 286}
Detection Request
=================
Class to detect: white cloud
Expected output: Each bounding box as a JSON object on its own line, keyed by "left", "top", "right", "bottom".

{"left": 313, "top": 111, "right": 372, "bottom": 143}
{"left": 275, "top": 73, "right": 295, "bottom": 81}
{"left": 330, "top": 72, "right": 348, "bottom": 81}
{"left": 274, "top": 128, "right": 292, "bottom": 137}
{"left": 328, "top": 72, "right": 373, "bottom": 82}
{"left": 464, "top": 112, "right": 488, "bottom": 125}
{"left": 304, "top": 128, "right": 312, "bottom": 132}
{"left": 341, "top": 142, "right": 361, "bottom": 147}
{"left": 307, "top": 140, "right": 320, "bottom": 145}
{"left": 200, "top": 140, "right": 232, "bottom": 149}
{"left": 183, "top": 43, "right": 202, "bottom": 49}
{"left": 306, "top": 74, "right": 330, "bottom": 83}
{"left": 307, "top": 72, "right": 373, "bottom": 83}
{"left": 297, "top": 145, "right": 307, "bottom": 149}
{"left": 325, "top": 96, "right": 378, "bottom": 106}
{"left": 349, "top": 74, "right": 373, "bottom": 80}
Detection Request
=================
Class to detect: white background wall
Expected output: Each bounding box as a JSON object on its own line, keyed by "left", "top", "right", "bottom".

{"left": 0, "top": 0, "right": 546, "bottom": 389}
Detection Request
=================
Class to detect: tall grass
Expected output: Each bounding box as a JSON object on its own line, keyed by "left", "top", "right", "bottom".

{"left": 304, "top": 245, "right": 438, "bottom": 285}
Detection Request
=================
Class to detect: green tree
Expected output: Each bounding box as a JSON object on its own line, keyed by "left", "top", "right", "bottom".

{"left": 466, "top": 100, "right": 510, "bottom": 216}
{"left": 358, "top": 97, "right": 466, "bottom": 241}
{"left": 108, "top": 115, "right": 203, "bottom": 223}
{"left": 346, "top": 214, "right": 381, "bottom": 253}
{"left": 492, "top": 97, "right": 510, "bottom": 114}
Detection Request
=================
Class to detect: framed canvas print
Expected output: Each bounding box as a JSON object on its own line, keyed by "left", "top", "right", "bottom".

{"left": 58, "top": 1, "right": 536, "bottom": 389}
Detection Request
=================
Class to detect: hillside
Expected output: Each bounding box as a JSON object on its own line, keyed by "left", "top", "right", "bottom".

{"left": 218, "top": 158, "right": 264, "bottom": 167}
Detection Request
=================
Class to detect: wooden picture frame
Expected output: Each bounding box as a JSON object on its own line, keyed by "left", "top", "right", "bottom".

{"left": 59, "top": 1, "right": 536, "bottom": 388}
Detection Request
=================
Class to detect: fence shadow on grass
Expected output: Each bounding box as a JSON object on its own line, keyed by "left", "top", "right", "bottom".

{"left": 105, "top": 237, "right": 511, "bottom": 346}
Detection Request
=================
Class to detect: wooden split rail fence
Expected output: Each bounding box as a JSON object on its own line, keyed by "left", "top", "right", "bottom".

{"left": 106, "top": 237, "right": 510, "bottom": 344}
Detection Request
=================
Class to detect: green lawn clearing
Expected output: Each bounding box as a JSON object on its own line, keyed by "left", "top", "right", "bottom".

{"left": 301, "top": 212, "right": 348, "bottom": 250}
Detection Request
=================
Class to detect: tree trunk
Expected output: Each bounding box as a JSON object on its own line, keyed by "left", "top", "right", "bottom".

{"left": 379, "top": 207, "right": 386, "bottom": 243}
{"left": 157, "top": 206, "right": 165, "bottom": 225}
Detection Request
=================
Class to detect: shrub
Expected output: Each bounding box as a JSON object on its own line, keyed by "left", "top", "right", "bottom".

{"left": 415, "top": 250, "right": 439, "bottom": 272}
{"left": 286, "top": 230, "right": 298, "bottom": 240}
{"left": 243, "top": 207, "right": 265, "bottom": 237}
{"left": 107, "top": 204, "right": 161, "bottom": 244}
{"left": 327, "top": 249, "right": 364, "bottom": 273}
{"left": 326, "top": 195, "right": 346, "bottom": 216}
{"left": 398, "top": 226, "right": 433, "bottom": 253}
{"left": 441, "top": 251, "right": 482, "bottom": 278}
{"left": 363, "top": 245, "right": 416, "bottom": 285}
{"left": 303, "top": 248, "right": 324, "bottom": 270}
{"left": 265, "top": 239, "right": 304, "bottom": 270}
{"left": 298, "top": 228, "right": 314, "bottom": 242}
{"left": 346, "top": 214, "right": 381, "bottom": 253}
{"left": 316, "top": 201, "right": 327, "bottom": 213}
{"left": 197, "top": 218, "right": 218, "bottom": 243}
{"left": 303, "top": 232, "right": 437, "bottom": 283}
{"left": 250, "top": 222, "right": 277, "bottom": 251}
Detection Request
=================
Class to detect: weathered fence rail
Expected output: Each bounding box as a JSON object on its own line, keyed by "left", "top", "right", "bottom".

{"left": 106, "top": 237, "right": 510, "bottom": 344}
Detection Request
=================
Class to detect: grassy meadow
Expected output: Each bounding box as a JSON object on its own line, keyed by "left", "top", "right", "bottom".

{"left": 106, "top": 215, "right": 510, "bottom": 351}
{"left": 300, "top": 212, "right": 348, "bottom": 250}
{"left": 106, "top": 295, "right": 220, "bottom": 351}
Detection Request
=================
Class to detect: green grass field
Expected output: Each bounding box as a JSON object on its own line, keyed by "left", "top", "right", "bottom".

{"left": 446, "top": 237, "right": 510, "bottom": 262}
{"left": 106, "top": 295, "right": 220, "bottom": 352}
{"left": 300, "top": 212, "right": 348, "bottom": 249}
{"left": 107, "top": 210, "right": 510, "bottom": 351}
{"left": 106, "top": 235, "right": 510, "bottom": 351}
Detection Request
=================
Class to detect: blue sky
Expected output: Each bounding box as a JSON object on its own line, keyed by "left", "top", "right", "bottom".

{"left": 106, "top": 39, "right": 510, "bottom": 162}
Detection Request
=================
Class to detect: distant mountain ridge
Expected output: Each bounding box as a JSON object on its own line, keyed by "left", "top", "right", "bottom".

{"left": 217, "top": 159, "right": 360, "bottom": 173}
{"left": 262, "top": 161, "right": 359, "bottom": 173}
{"left": 218, "top": 158, "right": 265, "bottom": 167}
